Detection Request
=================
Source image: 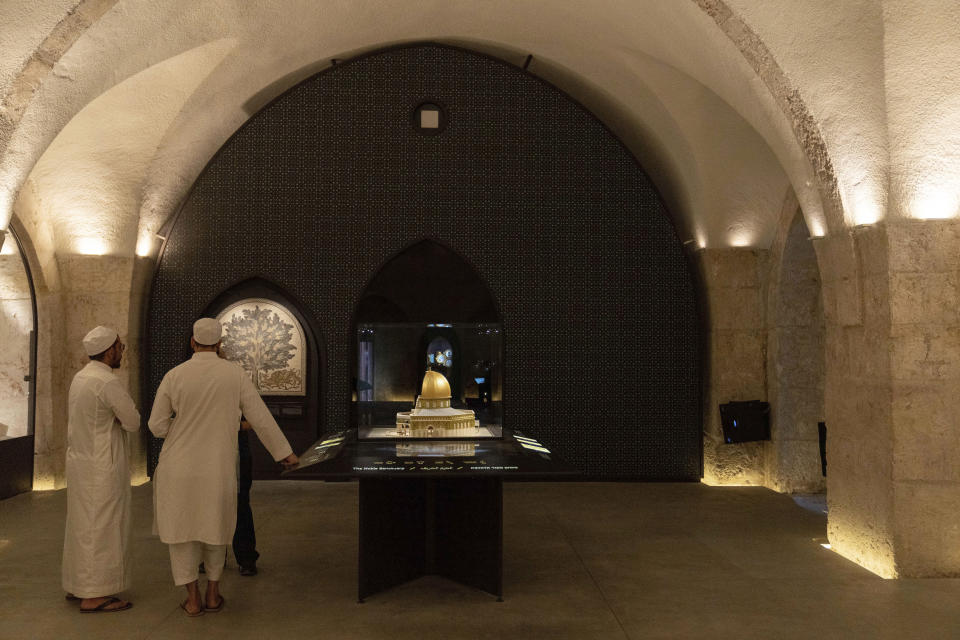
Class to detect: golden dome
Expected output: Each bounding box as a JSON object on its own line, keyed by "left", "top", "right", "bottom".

{"left": 420, "top": 370, "right": 451, "bottom": 400}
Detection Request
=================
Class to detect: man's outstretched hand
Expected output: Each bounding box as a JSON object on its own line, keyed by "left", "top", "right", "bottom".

{"left": 280, "top": 453, "right": 299, "bottom": 470}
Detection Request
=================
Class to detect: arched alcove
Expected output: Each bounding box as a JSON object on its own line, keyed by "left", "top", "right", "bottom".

{"left": 146, "top": 43, "right": 700, "bottom": 479}
{"left": 352, "top": 239, "right": 498, "bottom": 422}
{"left": 766, "top": 211, "right": 826, "bottom": 493}
{"left": 354, "top": 239, "right": 499, "bottom": 325}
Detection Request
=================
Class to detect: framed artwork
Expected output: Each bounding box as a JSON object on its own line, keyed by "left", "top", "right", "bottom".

{"left": 216, "top": 298, "right": 306, "bottom": 396}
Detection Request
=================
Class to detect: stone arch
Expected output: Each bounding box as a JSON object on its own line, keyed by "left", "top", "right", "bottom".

{"left": 0, "top": 0, "right": 119, "bottom": 160}
{"left": 0, "top": 221, "right": 38, "bottom": 498}
{"left": 691, "top": 0, "right": 842, "bottom": 236}
{"left": 354, "top": 238, "right": 500, "bottom": 325}
{"left": 1, "top": 1, "right": 843, "bottom": 247}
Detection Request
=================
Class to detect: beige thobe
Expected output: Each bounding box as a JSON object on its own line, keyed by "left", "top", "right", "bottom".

{"left": 148, "top": 352, "right": 293, "bottom": 545}
{"left": 62, "top": 360, "right": 141, "bottom": 597}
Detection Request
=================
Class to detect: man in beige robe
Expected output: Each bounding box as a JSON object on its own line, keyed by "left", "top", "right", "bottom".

{"left": 62, "top": 326, "right": 140, "bottom": 613}
{"left": 148, "top": 318, "right": 298, "bottom": 616}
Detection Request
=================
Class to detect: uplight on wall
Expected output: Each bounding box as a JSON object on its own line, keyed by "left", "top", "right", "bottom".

{"left": 693, "top": 229, "right": 707, "bottom": 249}
{"left": 726, "top": 227, "right": 755, "bottom": 247}
{"left": 910, "top": 186, "right": 959, "bottom": 220}
{"left": 829, "top": 541, "right": 897, "bottom": 580}
{"left": 700, "top": 478, "right": 753, "bottom": 487}
{"left": 0, "top": 232, "right": 14, "bottom": 255}
{"left": 848, "top": 191, "right": 883, "bottom": 227}
{"left": 0, "top": 191, "right": 13, "bottom": 231}
{"left": 135, "top": 232, "right": 164, "bottom": 257}
{"left": 33, "top": 477, "right": 57, "bottom": 491}
{"left": 75, "top": 237, "right": 108, "bottom": 256}
{"left": 806, "top": 216, "right": 826, "bottom": 238}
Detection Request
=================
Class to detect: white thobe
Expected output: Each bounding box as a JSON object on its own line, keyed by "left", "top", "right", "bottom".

{"left": 148, "top": 352, "right": 293, "bottom": 545}
{"left": 62, "top": 361, "right": 140, "bottom": 597}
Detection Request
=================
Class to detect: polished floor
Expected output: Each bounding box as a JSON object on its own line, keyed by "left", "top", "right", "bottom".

{"left": 1, "top": 480, "right": 959, "bottom": 639}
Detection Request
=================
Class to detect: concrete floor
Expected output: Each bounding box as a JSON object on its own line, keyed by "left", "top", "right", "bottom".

{"left": 1, "top": 481, "right": 959, "bottom": 639}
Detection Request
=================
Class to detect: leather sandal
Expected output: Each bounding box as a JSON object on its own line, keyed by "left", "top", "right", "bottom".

{"left": 180, "top": 599, "right": 204, "bottom": 617}
{"left": 204, "top": 595, "right": 225, "bottom": 612}
{"left": 80, "top": 596, "right": 132, "bottom": 613}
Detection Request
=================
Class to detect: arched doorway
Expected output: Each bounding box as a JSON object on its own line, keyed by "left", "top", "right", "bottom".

{"left": 0, "top": 226, "right": 38, "bottom": 499}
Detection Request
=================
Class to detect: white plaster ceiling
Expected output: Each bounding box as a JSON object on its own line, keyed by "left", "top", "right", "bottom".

{"left": 8, "top": 0, "right": 948, "bottom": 258}
{"left": 0, "top": 0, "right": 78, "bottom": 94}
{"left": 727, "top": 0, "right": 888, "bottom": 226}
{"left": 26, "top": 38, "right": 236, "bottom": 256}
{"left": 883, "top": 0, "right": 960, "bottom": 220}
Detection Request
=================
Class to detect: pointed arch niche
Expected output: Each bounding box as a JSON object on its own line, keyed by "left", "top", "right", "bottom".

{"left": 352, "top": 239, "right": 501, "bottom": 426}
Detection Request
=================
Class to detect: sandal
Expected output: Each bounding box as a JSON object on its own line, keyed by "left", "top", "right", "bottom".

{"left": 80, "top": 596, "right": 132, "bottom": 613}
{"left": 180, "top": 599, "right": 204, "bottom": 617}
{"left": 204, "top": 595, "right": 225, "bottom": 612}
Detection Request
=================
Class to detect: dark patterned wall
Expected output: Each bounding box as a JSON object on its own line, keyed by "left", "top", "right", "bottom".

{"left": 147, "top": 43, "right": 700, "bottom": 480}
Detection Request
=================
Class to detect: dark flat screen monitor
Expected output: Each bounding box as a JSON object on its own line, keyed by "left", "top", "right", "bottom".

{"left": 719, "top": 401, "right": 770, "bottom": 443}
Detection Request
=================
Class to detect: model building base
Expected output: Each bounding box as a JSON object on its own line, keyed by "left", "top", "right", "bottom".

{"left": 395, "top": 442, "right": 478, "bottom": 457}
{"left": 359, "top": 425, "right": 502, "bottom": 440}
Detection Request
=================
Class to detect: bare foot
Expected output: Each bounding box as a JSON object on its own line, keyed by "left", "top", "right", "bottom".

{"left": 180, "top": 598, "right": 203, "bottom": 616}
{"left": 181, "top": 580, "right": 203, "bottom": 616}
{"left": 205, "top": 580, "right": 223, "bottom": 610}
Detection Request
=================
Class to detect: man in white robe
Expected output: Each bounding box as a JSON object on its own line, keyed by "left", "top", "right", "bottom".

{"left": 148, "top": 318, "right": 298, "bottom": 616}
{"left": 62, "top": 326, "right": 140, "bottom": 613}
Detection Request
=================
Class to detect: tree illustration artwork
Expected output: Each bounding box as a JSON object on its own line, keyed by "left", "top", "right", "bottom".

{"left": 220, "top": 305, "right": 298, "bottom": 392}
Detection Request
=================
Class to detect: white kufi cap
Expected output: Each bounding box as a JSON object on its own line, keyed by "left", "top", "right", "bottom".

{"left": 193, "top": 318, "right": 222, "bottom": 346}
{"left": 82, "top": 326, "right": 118, "bottom": 356}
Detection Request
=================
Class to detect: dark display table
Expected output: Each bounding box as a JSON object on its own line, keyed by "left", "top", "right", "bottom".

{"left": 286, "top": 428, "right": 578, "bottom": 601}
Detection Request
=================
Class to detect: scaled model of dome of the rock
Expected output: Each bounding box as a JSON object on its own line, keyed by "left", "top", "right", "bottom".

{"left": 396, "top": 370, "right": 477, "bottom": 437}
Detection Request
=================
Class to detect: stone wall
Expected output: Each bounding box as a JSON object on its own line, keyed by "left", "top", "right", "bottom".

{"left": 818, "top": 226, "right": 897, "bottom": 577}
{"left": 16, "top": 226, "right": 148, "bottom": 489}
{"left": 886, "top": 220, "right": 960, "bottom": 577}
{"left": 817, "top": 220, "right": 960, "bottom": 578}
{"left": 698, "top": 247, "right": 768, "bottom": 485}
{"left": 702, "top": 206, "right": 828, "bottom": 495}
{"left": 765, "top": 214, "right": 825, "bottom": 493}
{"left": 53, "top": 253, "right": 147, "bottom": 484}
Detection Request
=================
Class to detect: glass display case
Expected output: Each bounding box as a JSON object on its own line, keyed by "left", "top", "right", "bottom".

{"left": 354, "top": 322, "right": 502, "bottom": 440}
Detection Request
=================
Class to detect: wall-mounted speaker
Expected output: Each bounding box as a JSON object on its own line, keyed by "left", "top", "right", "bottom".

{"left": 719, "top": 401, "right": 770, "bottom": 444}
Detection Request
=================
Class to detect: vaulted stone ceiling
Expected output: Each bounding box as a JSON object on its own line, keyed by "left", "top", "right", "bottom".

{"left": 2, "top": 0, "right": 882, "bottom": 261}
{"left": 1, "top": 0, "right": 957, "bottom": 277}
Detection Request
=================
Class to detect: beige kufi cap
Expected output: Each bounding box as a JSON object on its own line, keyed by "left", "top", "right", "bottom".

{"left": 193, "top": 317, "right": 222, "bottom": 346}
{"left": 82, "top": 326, "right": 118, "bottom": 356}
